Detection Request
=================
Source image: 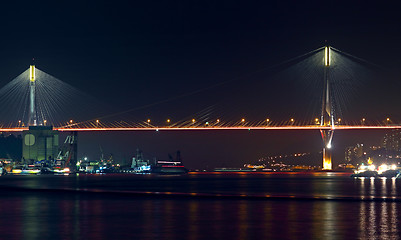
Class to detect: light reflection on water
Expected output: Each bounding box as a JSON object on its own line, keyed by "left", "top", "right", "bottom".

{"left": 0, "top": 173, "right": 401, "bottom": 239}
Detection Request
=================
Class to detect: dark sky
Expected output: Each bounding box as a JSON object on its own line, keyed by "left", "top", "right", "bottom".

{"left": 1, "top": 0, "right": 401, "bottom": 168}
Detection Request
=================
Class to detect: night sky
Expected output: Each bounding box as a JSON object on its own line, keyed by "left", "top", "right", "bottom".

{"left": 1, "top": 1, "right": 401, "bottom": 168}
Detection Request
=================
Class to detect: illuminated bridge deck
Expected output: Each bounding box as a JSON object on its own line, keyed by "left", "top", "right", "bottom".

{"left": 2, "top": 125, "right": 401, "bottom": 132}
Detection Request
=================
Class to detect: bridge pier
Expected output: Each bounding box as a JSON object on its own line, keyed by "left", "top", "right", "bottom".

{"left": 320, "top": 129, "right": 334, "bottom": 170}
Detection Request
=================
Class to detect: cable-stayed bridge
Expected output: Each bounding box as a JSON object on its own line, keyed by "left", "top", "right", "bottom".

{"left": 0, "top": 45, "right": 399, "bottom": 169}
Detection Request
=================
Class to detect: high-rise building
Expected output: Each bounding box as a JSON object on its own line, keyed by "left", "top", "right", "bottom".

{"left": 22, "top": 126, "right": 59, "bottom": 164}
{"left": 345, "top": 143, "right": 364, "bottom": 163}
{"left": 383, "top": 130, "right": 401, "bottom": 152}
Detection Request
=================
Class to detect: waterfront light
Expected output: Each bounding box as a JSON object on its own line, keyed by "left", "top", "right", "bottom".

{"left": 368, "top": 165, "right": 376, "bottom": 171}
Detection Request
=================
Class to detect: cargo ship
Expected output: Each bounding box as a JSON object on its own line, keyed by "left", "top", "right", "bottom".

{"left": 151, "top": 151, "right": 188, "bottom": 174}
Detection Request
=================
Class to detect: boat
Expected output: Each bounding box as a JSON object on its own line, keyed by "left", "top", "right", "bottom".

{"left": 131, "top": 149, "right": 152, "bottom": 173}
{"left": 351, "top": 163, "right": 400, "bottom": 178}
{"left": 151, "top": 151, "right": 188, "bottom": 174}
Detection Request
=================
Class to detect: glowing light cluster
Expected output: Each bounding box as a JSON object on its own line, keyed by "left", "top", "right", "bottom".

{"left": 325, "top": 46, "right": 330, "bottom": 66}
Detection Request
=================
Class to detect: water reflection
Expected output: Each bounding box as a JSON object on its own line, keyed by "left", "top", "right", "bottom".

{"left": 0, "top": 174, "right": 400, "bottom": 239}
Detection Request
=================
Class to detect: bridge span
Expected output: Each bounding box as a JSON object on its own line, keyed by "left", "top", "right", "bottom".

{"left": 1, "top": 125, "right": 401, "bottom": 132}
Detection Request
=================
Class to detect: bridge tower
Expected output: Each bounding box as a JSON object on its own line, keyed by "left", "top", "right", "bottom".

{"left": 29, "top": 65, "right": 37, "bottom": 126}
{"left": 320, "top": 46, "right": 334, "bottom": 170}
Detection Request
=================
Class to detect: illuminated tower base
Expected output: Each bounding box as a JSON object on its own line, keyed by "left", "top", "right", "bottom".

{"left": 322, "top": 147, "right": 332, "bottom": 170}
{"left": 320, "top": 129, "right": 334, "bottom": 170}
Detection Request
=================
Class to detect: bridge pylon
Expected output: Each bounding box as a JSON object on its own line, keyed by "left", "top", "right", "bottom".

{"left": 29, "top": 65, "right": 37, "bottom": 126}
{"left": 320, "top": 45, "right": 334, "bottom": 170}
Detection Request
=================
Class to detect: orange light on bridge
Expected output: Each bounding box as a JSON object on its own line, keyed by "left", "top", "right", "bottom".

{"left": 387, "top": 118, "right": 390, "bottom": 121}
{"left": 338, "top": 118, "right": 341, "bottom": 122}
{"left": 290, "top": 118, "right": 294, "bottom": 122}
{"left": 44, "top": 120, "right": 47, "bottom": 125}
{"left": 147, "top": 119, "right": 151, "bottom": 123}
{"left": 70, "top": 119, "right": 73, "bottom": 123}
{"left": 96, "top": 120, "right": 99, "bottom": 123}
{"left": 266, "top": 119, "right": 270, "bottom": 122}
{"left": 192, "top": 119, "right": 196, "bottom": 123}
{"left": 216, "top": 119, "right": 220, "bottom": 123}
{"left": 167, "top": 119, "right": 171, "bottom": 123}
{"left": 362, "top": 118, "right": 366, "bottom": 122}
{"left": 241, "top": 118, "right": 245, "bottom": 122}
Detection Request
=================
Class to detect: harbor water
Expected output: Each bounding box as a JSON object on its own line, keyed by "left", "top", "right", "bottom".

{"left": 0, "top": 172, "right": 400, "bottom": 239}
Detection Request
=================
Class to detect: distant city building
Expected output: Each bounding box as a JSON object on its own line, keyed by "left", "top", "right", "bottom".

{"left": 383, "top": 130, "right": 401, "bottom": 152}
{"left": 22, "top": 126, "right": 59, "bottom": 164}
{"left": 345, "top": 143, "right": 364, "bottom": 163}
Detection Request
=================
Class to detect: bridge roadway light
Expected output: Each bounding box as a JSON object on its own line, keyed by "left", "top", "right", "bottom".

{"left": 241, "top": 118, "right": 245, "bottom": 123}
{"left": 192, "top": 119, "right": 196, "bottom": 123}
{"left": 147, "top": 119, "right": 151, "bottom": 123}
{"left": 167, "top": 119, "right": 170, "bottom": 123}
{"left": 216, "top": 119, "right": 220, "bottom": 123}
